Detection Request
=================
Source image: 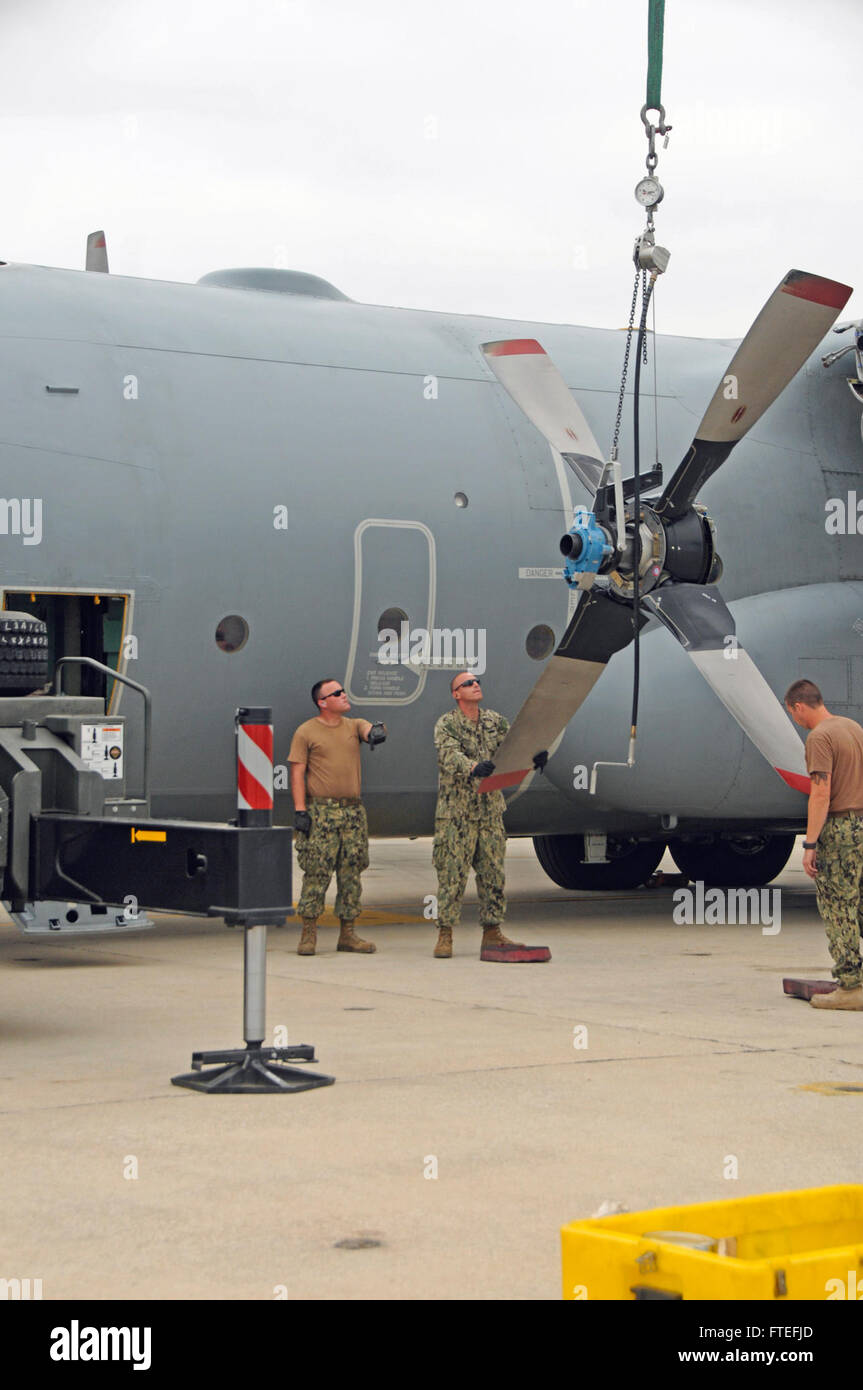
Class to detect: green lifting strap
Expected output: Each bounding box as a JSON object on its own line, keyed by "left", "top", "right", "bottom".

{"left": 646, "top": 0, "right": 665, "bottom": 111}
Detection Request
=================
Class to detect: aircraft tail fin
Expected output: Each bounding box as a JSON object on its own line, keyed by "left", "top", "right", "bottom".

{"left": 85, "top": 230, "right": 109, "bottom": 273}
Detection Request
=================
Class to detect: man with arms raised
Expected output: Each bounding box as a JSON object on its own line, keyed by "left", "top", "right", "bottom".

{"left": 432, "top": 672, "right": 546, "bottom": 961}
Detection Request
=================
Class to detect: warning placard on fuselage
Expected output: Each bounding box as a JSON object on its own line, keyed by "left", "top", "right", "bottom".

{"left": 81, "top": 723, "right": 124, "bottom": 782}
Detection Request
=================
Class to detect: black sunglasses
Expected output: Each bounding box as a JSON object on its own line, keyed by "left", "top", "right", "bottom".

{"left": 455, "top": 678, "right": 481, "bottom": 691}
{"left": 322, "top": 688, "right": 346, "bottom": 699}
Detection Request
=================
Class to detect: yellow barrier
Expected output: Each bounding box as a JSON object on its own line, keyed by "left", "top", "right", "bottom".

{"left": 562, "top": 1186, "right": 863, "bottom": 1300}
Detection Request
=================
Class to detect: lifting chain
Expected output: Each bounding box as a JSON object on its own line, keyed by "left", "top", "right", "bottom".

{"left": 610, "top": 268, "right": 648, "bottom": 462}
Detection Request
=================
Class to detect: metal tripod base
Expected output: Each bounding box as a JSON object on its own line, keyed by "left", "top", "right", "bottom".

{"left": 171, "top": 1043, "right": 335, "bottom": 1094}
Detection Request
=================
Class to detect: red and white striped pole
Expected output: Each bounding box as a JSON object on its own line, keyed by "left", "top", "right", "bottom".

{"left": 236, "top": 706, "right": 274, "bottom": 828}
{"left": 235, "top": 706, "right": 274, "bottom": 1050}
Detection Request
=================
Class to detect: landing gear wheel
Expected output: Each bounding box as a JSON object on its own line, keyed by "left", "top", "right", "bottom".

{"left": 668, "top": 832, "right": 795, "bottom": 888}
{"left": 532, "top": 833, "right": 665, "bottom": 891}
{"left": 0, "top": 611, "right": 49, "bottom": 693}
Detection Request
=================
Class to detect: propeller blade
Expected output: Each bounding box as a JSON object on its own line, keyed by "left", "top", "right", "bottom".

{"left": 643, "top": 584, "right": 809, "bottom": 793}
{"left": 85, "top": 230, "right": 109, "bottom": 273}
{"left": 481, "top": 339, "right": 606, "bottom": 497}
{"left": 656, "top": 270, "right": 852, "bottom": 520}
{"left": 479, "top": 588, "right": 646, "bottom": 791}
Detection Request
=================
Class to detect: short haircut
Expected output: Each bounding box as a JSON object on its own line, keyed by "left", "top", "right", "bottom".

{"left": 785, "top": 678, "right": 823, "bottom": 708}
{"left": 450, "top": 672, "right": 474, "bottom": 696}
{"left": 312, "top": 678, "right": 338, "bottom": 708}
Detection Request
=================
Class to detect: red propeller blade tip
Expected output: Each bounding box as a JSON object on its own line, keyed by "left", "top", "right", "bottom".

{"left": 478, "top": 769, "right": 530, "bottom": 792}
{"left": 483, "top": 339, "right": 545, "bottom": 357}
{"left": 782, "top": 272, "right": 852, "bottom": 311}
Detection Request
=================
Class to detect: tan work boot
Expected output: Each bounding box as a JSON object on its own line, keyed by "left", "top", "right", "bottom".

{"left": 337, "top": 919, "right": 376, "bottom": 953}
{"left": 434, "top": 925, "right": 453, "bottom": 958}
{"left": 481, "top": 926, "right": 524, "bottom": 950}
{"left": 810, "top": 985, "right": 863, "bottom": 1010}
{"left": 297, "top": 920, "right": 317, "bottom": 956}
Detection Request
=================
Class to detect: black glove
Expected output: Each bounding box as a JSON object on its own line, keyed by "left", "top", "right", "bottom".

{"left": 532, "top": 750, "right": 549, "bottom": 773}
{"left": 294, "top": 810, "right": 311, "bottom": 836}
{"left": 367, "top": 721, "right": 387, "bottom": 749}
{"left": 471, "top": 760, "right": 496, "bottom": 779}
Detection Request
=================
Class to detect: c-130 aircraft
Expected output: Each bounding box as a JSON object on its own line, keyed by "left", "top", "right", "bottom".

{"left": 0, "top": 242, "right": 858, "bottom": 918}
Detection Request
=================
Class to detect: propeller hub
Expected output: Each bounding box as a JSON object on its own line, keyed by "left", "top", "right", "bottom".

{"left": 602, "top": 500, "right": 721, "bottom": 600}
{"left": 606, "top": 503, "right": 667, "bottom": 601}
{"left": 661, "top": 504, "right": 721, "bottom": 585}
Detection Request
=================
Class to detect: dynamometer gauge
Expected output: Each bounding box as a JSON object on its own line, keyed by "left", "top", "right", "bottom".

{"left": 635, "top": 175, "right": 664, "bottom": 209}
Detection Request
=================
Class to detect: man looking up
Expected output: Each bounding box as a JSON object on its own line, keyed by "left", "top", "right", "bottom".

{"left": 431, "top": 671, "right": 529, "bottom": 960}
{"left": 785, "top": 677, "right": 863, "bottom": 1010}
{"left": 289, "top": 679, "right": 385, "bottom": 956}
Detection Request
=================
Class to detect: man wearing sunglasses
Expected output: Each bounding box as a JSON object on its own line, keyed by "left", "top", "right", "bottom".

{"left": 288, "top": 678, "right": 386, "bottom": 956}
{"left": 431, "top": 671, "right": 529, "bottom": 959}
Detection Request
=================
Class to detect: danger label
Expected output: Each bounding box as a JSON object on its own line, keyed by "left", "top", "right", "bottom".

{"left": 81, "top": 724, "right": 124, "bottom": 781}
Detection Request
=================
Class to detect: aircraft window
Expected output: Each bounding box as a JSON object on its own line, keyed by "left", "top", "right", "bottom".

{"left": 454, "top": 493, "right": 469, "bottom": 508}
{"left": 526, "top": 624, "right": 555, "bottom": 660}
{"left": 216, "top": 615, "right": 249, "bottom": 653}
{"left": 377, "top": 607, "right": 408, "bottom": 637}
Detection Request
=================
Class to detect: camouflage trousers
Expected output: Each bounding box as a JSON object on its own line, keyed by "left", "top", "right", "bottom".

{"left": 432, "top": 816, "right": 506, "bottom": 928}
{"left": 296, "top": 800, "right": 369, "bottom": 923}
{"left": 815, "top": 814, "right": 863, "bottom": 988}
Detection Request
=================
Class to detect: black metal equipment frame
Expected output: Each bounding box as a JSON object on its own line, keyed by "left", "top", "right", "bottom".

{"left": 25, "top": 681, "right": 336, "bottom": 1095}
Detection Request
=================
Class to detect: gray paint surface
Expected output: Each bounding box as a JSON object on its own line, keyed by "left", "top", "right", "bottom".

{"left": 0, "top": 262, "right": 858, "bottom": 836}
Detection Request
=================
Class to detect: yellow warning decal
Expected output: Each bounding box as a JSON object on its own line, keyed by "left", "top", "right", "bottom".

{"left": 131, "top": 827, "right": 167, "bottom": 844}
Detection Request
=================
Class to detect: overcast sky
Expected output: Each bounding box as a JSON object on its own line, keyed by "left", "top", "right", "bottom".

{"left": 2, "top": 0, "right": 860, "bottom": 337}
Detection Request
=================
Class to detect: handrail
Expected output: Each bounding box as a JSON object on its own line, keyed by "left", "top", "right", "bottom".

{"left": 53, "top": 656, "right": 152, "bottom": 806}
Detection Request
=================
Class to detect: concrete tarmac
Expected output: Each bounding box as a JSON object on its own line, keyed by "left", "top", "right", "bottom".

{"left": 1, "top": 837, "right": 860, "bottom": 1301}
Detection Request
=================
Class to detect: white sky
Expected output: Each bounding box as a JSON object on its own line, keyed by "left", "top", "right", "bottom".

{"left": 1, "top": 0, "right": 860, "bottom": 336}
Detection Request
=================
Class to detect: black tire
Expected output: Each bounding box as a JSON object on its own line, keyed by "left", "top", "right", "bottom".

{"left": 0, "top": 611, "right": 50, "bottom": 693}
{"left": 533, "top": 833, "right": 666, "bottom": 891}
{"left": 668, "top": 832, "right": 795, "bottom": 888}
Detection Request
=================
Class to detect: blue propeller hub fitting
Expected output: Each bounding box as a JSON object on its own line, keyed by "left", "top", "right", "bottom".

{"left": 560, "top": 506, "right": 613, "bottom": 586}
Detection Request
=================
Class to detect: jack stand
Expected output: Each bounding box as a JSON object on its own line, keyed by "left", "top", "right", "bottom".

{"left": 173, "top": 704, "right": 334, "bottom": 1093}
{"left": 172, "top": 918, "right": 335, "bottom": 1094}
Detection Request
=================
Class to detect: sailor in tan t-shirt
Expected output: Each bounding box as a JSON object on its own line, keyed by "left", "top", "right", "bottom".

{"left": 785, "top": 678, "right": 863, "bottom": 1010}
{"left": 288, "top": 678, "right": 386, "bottom": 956}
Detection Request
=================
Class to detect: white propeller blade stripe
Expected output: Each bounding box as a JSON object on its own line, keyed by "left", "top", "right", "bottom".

{"left": 689, "top": 648, "right": 809, "bottom": 793}
{"left": 482, "top": 339, "right": 605, "bottom": 496}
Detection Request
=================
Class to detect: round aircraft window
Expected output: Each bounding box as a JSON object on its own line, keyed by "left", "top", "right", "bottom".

{"left": 377, "top": 607, "right": 408, "bottom": 638}
{"left": 216, "top": 615, "right": 249, "bottom": 653}
{"left": 454, "top": 492, "right": 469, "bottom": 508}
{"left": 526, "top": 624, "right": 555, "bottom": 660}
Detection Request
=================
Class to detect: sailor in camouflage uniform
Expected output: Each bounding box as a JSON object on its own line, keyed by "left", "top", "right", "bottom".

{"left": 431, "top": 671, "right": 527, "bottom": 959}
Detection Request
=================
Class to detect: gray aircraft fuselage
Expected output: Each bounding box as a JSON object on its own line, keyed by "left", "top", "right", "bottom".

{"left": 0, "top": 261, "right": 860, "bottom": 840}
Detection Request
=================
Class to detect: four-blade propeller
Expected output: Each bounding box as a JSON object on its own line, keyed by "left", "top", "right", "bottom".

{"left": 479, "top": 269, "right": 853, "bottom": 795}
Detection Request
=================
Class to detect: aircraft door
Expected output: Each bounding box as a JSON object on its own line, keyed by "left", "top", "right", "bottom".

{"left": 2, "top": 589, "right": 130, "bottom": 705}
{"left": 344, "top": 519, "right": 435, "bottom": 706}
